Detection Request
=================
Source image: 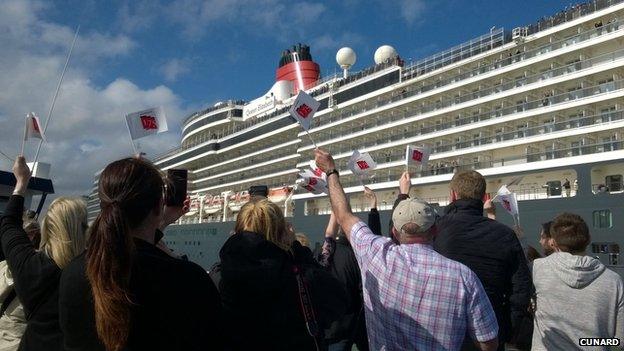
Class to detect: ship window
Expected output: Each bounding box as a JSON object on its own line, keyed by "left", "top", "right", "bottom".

{"left": 593, "top": 210, "right": 613, "bottom": 228}
{"left": 605, "top": 175, "right": 623, "bottom": 192}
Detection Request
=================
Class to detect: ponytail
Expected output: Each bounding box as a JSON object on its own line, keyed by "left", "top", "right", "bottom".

{"left": 86, "top": 158, "right": 163, "bottom": 351}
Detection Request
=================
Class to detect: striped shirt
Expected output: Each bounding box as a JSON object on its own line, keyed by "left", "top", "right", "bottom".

{"left": 350, "top": 221, "right": 498, "bottom": 350}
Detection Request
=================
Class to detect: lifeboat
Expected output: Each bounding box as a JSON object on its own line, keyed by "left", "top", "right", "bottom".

{"left": 268, "top": 186, "right": 293, "bottom": 203}
{"left": 228, "top": 191, "right": 250, "bottom": 212}
{"left": 185, "top": 195, "right": 200, "bottom": 216}
{"left": 204, "top": 195, "right": 223, "bottom": 214}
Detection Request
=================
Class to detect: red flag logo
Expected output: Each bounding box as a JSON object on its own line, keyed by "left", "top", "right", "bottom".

{"left": 308, "top": 177, "right": 318, "bottom": 186}
{"left": 296, "top": 104, "right": 313, "bottom": 118}
{"left": 140, "top": 115, "right": 158, "bottom": 130}
{"left": 32, "top": 118, "right": 41, "bottom": 133}
{"left": 356, "top": 160, "right": 370, "bottom": 170}
{"left": 305, "top": 185, "right": 315, "bottom": 192}
{"left": 312, "top": 168, "right": 323, "bottom": 177}
{"left": 502, "top": 198, "right": 512, "bottom": 212}
{"left": 412, "top": 150, "right": 423, "bottom": 162}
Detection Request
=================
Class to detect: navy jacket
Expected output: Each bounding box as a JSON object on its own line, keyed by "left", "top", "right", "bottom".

{"left": 434, "top": 199, "right": 532, "bottom": 346}
{"left": 0, "top": 195, "right": 62, "bottom": 351}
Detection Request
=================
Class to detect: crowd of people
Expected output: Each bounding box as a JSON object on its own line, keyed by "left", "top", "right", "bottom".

{"left": 0, "top": 150, "right": 622, "bottom": 351}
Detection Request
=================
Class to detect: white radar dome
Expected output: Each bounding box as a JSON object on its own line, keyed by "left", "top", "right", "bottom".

{"left": 374, "top": 45, "right": 398, "bottom": 64}
{"left": 336, "top": 47, "right": 356, "bottom": 69}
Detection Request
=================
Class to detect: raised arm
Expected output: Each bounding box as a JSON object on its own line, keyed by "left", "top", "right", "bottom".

{"left": 0, "top": 157, "right": 59, "bottom": 312}
{"left": 364, "top": 187, "right": 382, "bottom": 236}
{"left": 314, "top": 149, "right": 360, "bottom": 240}
{"left": 325, "top": 212, "right": 339, "bottom": 238}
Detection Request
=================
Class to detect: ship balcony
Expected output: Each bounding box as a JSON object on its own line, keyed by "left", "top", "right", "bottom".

{"left": 192, "top": 164, "right": 299, "bottom": 194}
{"left": 306, "top": 24, "right": 624, "bottom": 147}
{"left": 191, "top": 153, "right": 300, "bottom": 186}
{"left": 403, "top": 16, "right": 622, "bottom": 93}
{"left": 328, "top": 134, "right": 623, "bottom": 196}
{"left": 300, "top": 76, "right": 624, "bottom": 155}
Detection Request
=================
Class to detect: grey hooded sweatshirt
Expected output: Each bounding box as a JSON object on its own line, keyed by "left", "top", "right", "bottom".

{"left": 532, "top": 252, "right": 624, "bottom": 350}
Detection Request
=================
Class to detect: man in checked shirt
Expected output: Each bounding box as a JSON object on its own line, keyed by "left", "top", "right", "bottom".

{"left": 314, "top": 148, "right": 499, "bottom": 351}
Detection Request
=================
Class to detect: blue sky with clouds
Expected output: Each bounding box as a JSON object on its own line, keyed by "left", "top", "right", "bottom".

{"left": 0, "top": 0, "right": 575, "bottom": 197}
{"left": 51, "top": 0, "right": 572, "bottom": 106}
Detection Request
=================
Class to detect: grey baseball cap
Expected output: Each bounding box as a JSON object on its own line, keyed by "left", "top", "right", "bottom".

{"left": 392, "top": 198, "right": 436, "bottom": 234}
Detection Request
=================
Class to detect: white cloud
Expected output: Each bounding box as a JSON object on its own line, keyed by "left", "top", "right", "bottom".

{"left": 399, "top": 0, "right": 426, "bottom": 25}
{"left": 0, "top": 0, "right": 189, "bottom": 202}
{"left": 162, "top": 0, "right": 326, "bottom": 40}
{"left": 159, "top": 58, "right": 191, "bottom": 82}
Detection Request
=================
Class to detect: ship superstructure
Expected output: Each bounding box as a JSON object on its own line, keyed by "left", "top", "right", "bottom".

{"left": 88, "top": 0, "right": 624, "bottom": 270}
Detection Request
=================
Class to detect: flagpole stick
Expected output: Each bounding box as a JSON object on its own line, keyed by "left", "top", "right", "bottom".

{"left": 125, "top": 119, "right": 139, "bottom": 156}
{"left": 0, "top": 149, "right": 14, "bottom": 162}
{"left": 21, "top": 116, "right": 28, "bottom": 157}
{"left": 304, "top": 129, "right": 318, "bottom": 149}
{"left": 32, "top": 25, "right": 80, "bottom": 167}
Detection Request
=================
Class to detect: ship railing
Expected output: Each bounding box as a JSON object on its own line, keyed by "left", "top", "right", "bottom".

{"left": 592, "top": 183, "right": 624, "bottom": 193}
{"left": 525, "top": 0, "right": 624, "bottom": 36}
{"left": 332, "top": 140, "right": 623, "bottom": 190}
{"left": 311, "top": 76, "right": 624, "bottom": 151}
{"left": 402, "top": 28, "right": 507, "bottom": 78}
{"left": 310, "top": 20, "right": 624, "bottom": 145}
{"left": 304, "top": 186, "right": 577, "bottom": 215}
{"left": 326, "top": 108, "right": 624, "bottom": 160}
{"left": 182, "top": 99, "right": 246, "bottom": 126}
{"left": 192, "top": 148, "right": 296, "bottom": 179}
{"left": 400, "top": 18, "right": 623, "bottom": 103}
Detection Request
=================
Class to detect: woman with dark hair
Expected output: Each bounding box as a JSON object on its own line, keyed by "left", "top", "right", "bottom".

{"left": 59, "top": 157, "right": 223, "bottom": 351}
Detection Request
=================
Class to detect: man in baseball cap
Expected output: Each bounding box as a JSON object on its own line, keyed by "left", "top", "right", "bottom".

{"left": 391, "top": 198, "right": 437, "bottom": 243}
{"left": 314, "top": 148, "right": 499, "bottom": 351}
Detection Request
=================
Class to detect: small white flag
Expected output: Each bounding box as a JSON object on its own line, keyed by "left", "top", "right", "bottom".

{"left": 125, "top": 107, "right": 168, "bottom": 140}
{"left": 297, "top": 170, "right": 328, "bottom": 194}
{"left": 405, "top": 145, "right": 430, "bottom": 168}
{"left": 493, "top": 184, "right": 520, "bottom": 223}
{"left": 347, "top": 150, "right": 377, "bottom": 176}
{"left": 308, "top": 160, "right": 326, "bottom": 180}
{"left": 24, "top": 112, "right": 45, "bottom": 141}
{"left": 289, "top": 91, "right": 320, "bottom": 131}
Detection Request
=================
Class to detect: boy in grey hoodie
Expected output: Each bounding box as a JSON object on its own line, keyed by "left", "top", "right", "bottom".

{"left": 532, "top": 213, "right": 624, "bottom": 350}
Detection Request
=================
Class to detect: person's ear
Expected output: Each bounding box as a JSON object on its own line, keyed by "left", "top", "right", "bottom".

{"left": 450, "top": 190, "right": 457, "bottom": 202}
{"left": 548, "top": 238, "right": 559, "bottom": 251}
{"left": 391, "top": 227, "right": 400, "bottom": 242}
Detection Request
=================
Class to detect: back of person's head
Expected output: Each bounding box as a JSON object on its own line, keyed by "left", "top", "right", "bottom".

{"left": 450, "top": 170, "right": 486, "bottom": 201}
{"left": 235, "top": 198, "right": 291, "bottom": 251}
{"left": 391, "top": 198, "right": 437, "bottom": 243}
{"left": 550, "top": 213, "right": 590, "bottom": 254}
{"left": 40, "top": 197, "right": 88, "bottom": 268}
{"left": 86, "top": 157, "right": 164, "bottom": 351}
{"left": 541, "top": 221, "right": 552, "bottom": 238}
{"left": 295, "top": 233, "right": 310, "bottom": 248}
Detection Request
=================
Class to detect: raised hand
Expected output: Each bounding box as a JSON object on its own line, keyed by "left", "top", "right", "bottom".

{"left": 314, "top": 148, "right": 336, "bottom": 173}
{"left": 12, "top": 156, "right": 31, "bottom": 195}
{"left": 364, "top": 186, "right": 377, "bottom": 208}
{"left": 399, "top": 171, "right": 411, "bottom": 195}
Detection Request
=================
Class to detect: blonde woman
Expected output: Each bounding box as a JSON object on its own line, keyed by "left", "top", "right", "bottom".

{"left": 219, "top": 198, "right": 346, "bottom": 351}
{"left": 0, "top": 156, "right": 88, "bottom": 351}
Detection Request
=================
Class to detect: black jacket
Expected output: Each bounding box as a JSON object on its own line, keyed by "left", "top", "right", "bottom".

{"left": 59, "top": 238, "right": 223, "bottom": 351}
{"left": 0, "top": 195, "right": 63, "bottom": 351}
{"left": 219, "top": 231, "right": 346, "bottom": 351}
{"left": 433, "top": 199, "right": 532, "bottom": 344}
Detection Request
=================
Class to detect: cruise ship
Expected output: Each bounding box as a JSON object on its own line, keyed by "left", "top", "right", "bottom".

{"left": 87, "top": 0, "right": 624, "bottom": 270}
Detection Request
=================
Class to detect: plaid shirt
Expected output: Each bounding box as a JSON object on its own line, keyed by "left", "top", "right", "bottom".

{"left": 350, "top": 221, "right": 498, "bottom": 350}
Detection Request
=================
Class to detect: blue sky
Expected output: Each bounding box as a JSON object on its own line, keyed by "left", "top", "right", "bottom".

{"left": 49, "top": 0, "right": 572, "bottom": 108}
{"left": 0, "top": 0, "right": 575, "bottom": 196}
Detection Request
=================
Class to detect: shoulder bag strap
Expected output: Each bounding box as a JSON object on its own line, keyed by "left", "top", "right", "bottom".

{"left": 293, "top": 265, "right": 322, "bottom": 351}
